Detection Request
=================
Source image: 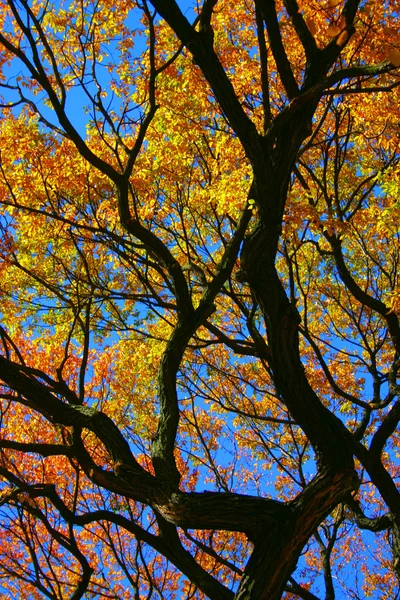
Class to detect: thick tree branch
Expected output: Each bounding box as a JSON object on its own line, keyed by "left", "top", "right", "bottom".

{"left": 370, "top": 399, "right": 400, "bottom": 460}
{"left": 346, "top": 495, "right": 392, "bottom": 532}
{"left": 0, "top": 473, "right": 234, "bottom": 600}
{"left": 256, "top": 0, "right": 299, "bottom": 100}
{"left": 151, "top": 204, "right": 251, "bottom": 484}
{"left": 285, "top": 577, "right": 321, "bottom": 600}
{"left": 283, "top": 0, "right": 318, "bottom": 62}
{"left": 0, "top": 355, "right": 155, "bottom": 488}
{"left": 235, "top": 469, "right": 358, "bottom": 600}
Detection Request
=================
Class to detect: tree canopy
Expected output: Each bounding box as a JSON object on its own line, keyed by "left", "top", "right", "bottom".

{"left": 0, "top": 0, "right": 399, "bottom": 597}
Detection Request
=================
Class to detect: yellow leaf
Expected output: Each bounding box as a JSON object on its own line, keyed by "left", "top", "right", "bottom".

{"left": 327, "top": 0, "right": 341, "bottom": 7}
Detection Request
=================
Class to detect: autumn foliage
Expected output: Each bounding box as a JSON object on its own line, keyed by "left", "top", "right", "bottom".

{"left": 0, "top": 0, "right": 399, "bottom": 597}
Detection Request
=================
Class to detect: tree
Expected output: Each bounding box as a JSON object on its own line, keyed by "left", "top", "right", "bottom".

{"left": 0, "top": 0, "right": 399, "bottom": 597}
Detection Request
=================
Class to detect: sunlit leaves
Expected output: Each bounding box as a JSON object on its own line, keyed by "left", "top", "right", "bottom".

{"left": 0, "top": 0, "right": 399, "bottom": 598}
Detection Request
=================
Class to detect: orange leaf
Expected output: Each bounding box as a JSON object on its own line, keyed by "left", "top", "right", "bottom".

{"left": 327, "top": 24, "right": 341, "bottom": 37}
{"left": 383, "top": 27, "right": 396, "bottom": 36}
{"left": 306, "top": 18, "right": 317, "bottom": 36}
{"left": 336, "top": 30, "right": 349, "bottom": 46}
{"left": 388, "top": 48, "right": 400, "bottom": 66}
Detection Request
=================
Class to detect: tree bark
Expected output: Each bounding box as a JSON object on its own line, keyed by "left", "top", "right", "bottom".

{"left": 235, "top": 469, "right": 359, "bottom": 599}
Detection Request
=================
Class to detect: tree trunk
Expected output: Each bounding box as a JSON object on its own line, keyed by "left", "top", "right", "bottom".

{"left": 235, "top": 469, "right": 359, "bottom": 599}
